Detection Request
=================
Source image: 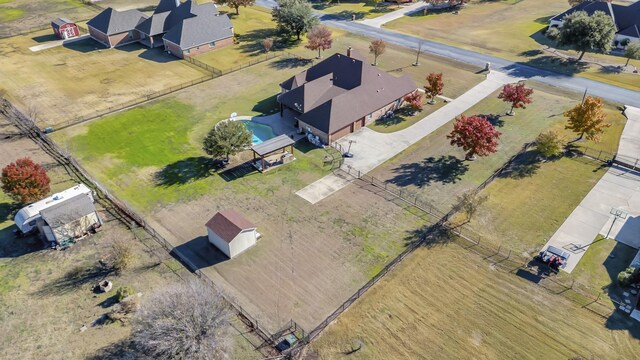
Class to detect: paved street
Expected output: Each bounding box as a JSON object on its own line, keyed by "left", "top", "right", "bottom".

{"left": 257, "top": 0, "right": 640, "bottom": 107}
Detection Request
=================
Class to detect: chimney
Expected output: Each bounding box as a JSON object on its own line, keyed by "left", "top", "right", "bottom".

{"left": 347, "top": 46, "right": 352, "bottom": 58}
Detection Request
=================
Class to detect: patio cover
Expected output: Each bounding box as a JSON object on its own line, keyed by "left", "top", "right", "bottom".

{"left": 251, "top": 135, "right": 295, "bottom": 157}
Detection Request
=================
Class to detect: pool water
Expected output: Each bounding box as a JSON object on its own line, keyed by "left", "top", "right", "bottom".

{"left": 240, "top": 120, "right": 277, "bottom": 145}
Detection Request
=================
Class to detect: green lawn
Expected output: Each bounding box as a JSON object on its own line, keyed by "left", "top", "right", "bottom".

{"left": 195, "top": 6, "right": 279, "bottom": 70}
{"left": 311, "top": 0, "right": 397, "bottom": 20}
{"left": 368, "top": 98, "right": 446, "bottom": 133}
{"left": 51, "top": 59, "right": 327, "bottom": 211}
{"left": 371, "top": 85, "right": 618, "bottom": 211}
{"left": 385, "top": 0, "right": 640, "bottom": 92}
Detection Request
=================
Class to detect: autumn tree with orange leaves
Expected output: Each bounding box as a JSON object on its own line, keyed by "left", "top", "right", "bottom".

{"left": 424, "top": 72, "right": 444, "bottom": 104}
{"left": 564, "top": 96, "right": 610, "bottom": 142}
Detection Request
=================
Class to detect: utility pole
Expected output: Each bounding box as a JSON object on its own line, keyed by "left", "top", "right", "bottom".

{"left": 413, "top": 41, "right": 423, "bottom": 66}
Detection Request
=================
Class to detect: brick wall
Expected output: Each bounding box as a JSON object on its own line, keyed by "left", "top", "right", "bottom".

{"left": 108, "top": 30, "right": 140, "bottom": 48}
{"left": 88, "top": 27, "right": 110, "bottom": 47}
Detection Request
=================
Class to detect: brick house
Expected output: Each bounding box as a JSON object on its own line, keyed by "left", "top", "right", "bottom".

{"left": 277, "top": 48, "right": 417, "bottom": 144}
{"left": 87, "top": 0, "right": 234, "bottom": 58}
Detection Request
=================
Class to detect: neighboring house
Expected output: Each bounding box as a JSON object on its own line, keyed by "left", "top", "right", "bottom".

{"left": 205, "top": 210, "right": 258, "bottom": 259}
{"left": 550, "top": 0, "right": 640, "bottom": 45}
{"left": 87, "top": 0, "right": 234, "bottom": 58}
{"left": 51, "top": 18, "right": 80, "bottom": 40}
{"left": 37, "top": 193, "right": 101, "bottom": 245}
{"left": 277, "top": 48, "right": 417, "bottom": 144}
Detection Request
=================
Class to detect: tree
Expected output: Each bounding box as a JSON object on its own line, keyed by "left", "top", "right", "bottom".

{"left": 272, "top": 0, "right": 318, "bottom": 40}
{"left": 545, "top": 26, "right": 560, "bottom": 41}
{"left": 424, "top": 72, "right": 444, "bottom": 104}
{"left": 261, "top": 38, "right": 274, "bottom": 52}
{"left": 369, "top": 39, "right": 386, "bottom": 66}
{"left": 447, "top": 115, "right": 501, "bottom": 160}
{"left": 132, "top": 280, "right": 232, "bottom": 360}
{"left": 558, "top": 10, "right": 616, "bottom": 61}
{"left": 1, "top": 158, "right": 50, "bottom": 204}
{"left": 497, "top": 82, "right": 534, "bottom": 116}
{"left": 535, "top": 131, "right": 563, "bottom": 158}
{"left": 564, "top": 96, "right": 610, "bottom": 142}
{"left": 458, "top": 190, "right": 488, "bottom": 222}
{"left": 214, "top": 0, "right": 255, "bottom": 15}
{"left": 423, "top": 0, "right": 469, "bottom": 8}
{"left": 403, "top": 91, "right": 423, "bottom": 113}
{"left": 305, "top": 25, "right": 332, "bottom": 58}
{"left": 624, "top": 42, "right": 640, "bottom": 67}
{"left": 203, "top": 120, "right": 252, "bottom": 162}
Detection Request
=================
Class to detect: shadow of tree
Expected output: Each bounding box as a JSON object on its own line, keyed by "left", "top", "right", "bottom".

{"left": 269, "top": 57, "right": 314, "bottom": 70}
{"left": 374, "top": 107, "right": 418, "bottom": 127}
{"left": 155, "top": 157, "right": 224, "bottom": 187}
{"left": 237, "top": 28, "right": 282, "bottom": 55}
{"left": 598, "top": 65, "right": 625, "bottom": 74}
{"left": 519, "top": 49, "right": 544, "bottom": 57}
{"left": 35, "top": 263, "right": 114, "bottom": 297}
{"left": 478, "top": 113, "right": 504, "bottom": 127}
{"left": 320, "top": 10, "right": 367, "bottom": 20}
{"left": 404, "top": 223, "right": 454, "bottom": 248}
{"left": 388, "top": 155, "right": 469, "bottom": 188}
{"left": 497, "top": 150, "right": 542, "bottom": 179}
{"left": 86, "top": 338, "right": 136, "bottom": 360}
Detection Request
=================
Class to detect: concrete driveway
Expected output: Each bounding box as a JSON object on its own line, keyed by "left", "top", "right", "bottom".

{"left": 296, "top": 71, "right": 516, "bottom": 204}
{"left": 29, "top": 34, "right": 90, "bottom": 52}
{"left": 544, "top": 105, "right": 640, "bottom": 272}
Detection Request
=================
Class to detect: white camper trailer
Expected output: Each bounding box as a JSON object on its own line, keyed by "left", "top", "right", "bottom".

{"left": 13, "top": 184, "right": 93, "bottom": 235}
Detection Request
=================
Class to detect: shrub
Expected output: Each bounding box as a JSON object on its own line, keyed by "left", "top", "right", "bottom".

{"left": 111, "top": 239, "right": 134, "bottom": 274}
{"left": 617, "top": 267, "right": 638, "bottom": 287}
{"left": 621, "top": 38, "right": 631, "bottom": 47}
{"left": 535, "top": 131, "right": 563, "bottom": 158}
{"left": 545, "top": 26, "right": 560, "bottom": 41}
{"left": 116, "top": 286, "right": 135, "bottom": 302}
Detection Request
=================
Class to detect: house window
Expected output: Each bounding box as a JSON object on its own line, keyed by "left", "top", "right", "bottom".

{"left": 184, "top": 49, "right": 190, "bottom": 55}
{"left": 209, "top": 41, "right": 216, "bottom": 48}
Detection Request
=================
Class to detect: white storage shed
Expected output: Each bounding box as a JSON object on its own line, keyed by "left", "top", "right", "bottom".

{"left": 205, "top": 210, "right": 258, "bottom": 258}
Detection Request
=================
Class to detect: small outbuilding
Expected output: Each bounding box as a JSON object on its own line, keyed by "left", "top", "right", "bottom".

{"left": 37, "top": 193, "right": 101, "bottom": 246}
{"left": 205, "top": 210, "right": 258, "bottom": 259}
{"left": 51, "top": 18, "right": 80, "bottom": 40}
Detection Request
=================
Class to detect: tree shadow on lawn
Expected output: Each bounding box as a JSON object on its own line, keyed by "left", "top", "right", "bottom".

{"left": 477, "top": 113, "right": 504, "bottom": 127}
{"left": 269, "top": 57, "right": 314, "bottom": 70}
{"left": 237, "top": 28, "right": 281, "bottom": 55}
{"left": 404, "top": 223, "right": 455, "bottom": 248}
{"left": 87, "top": 338, "right": 135, "bottom": 360}
{"left": 387, "top": 155, "right": 469, "bottom": 188}
{"left": 320, "top": 10, "right": 367, "bottom": 21}
{"left": 34, "top": 262, "right": 114, "bottom": 297}
{"left": 374, "top": 107, "right": 419, "bottom": 127}
{"left": 496, "top": 149, "right": 544, "bottom": 179}
{"left": 155, "top": 156, "right": 225, "bottom": 187}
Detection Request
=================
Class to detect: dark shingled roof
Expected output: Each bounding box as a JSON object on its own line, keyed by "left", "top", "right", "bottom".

{"left": 135, "top": 11, "right": 171, "bottom": 36}
{"left": 205, "top": 210, "right": 256, "bottom": 244}
{"left": 163, "top": 13, "right": 233, "bottom": 50}
{"left": 551, "top": 1, "right": 640, "bottom": 38}
{"left": 40, "top": 194, "right": 97, "bottom": 229}
{"left": 87, "top": 8, "right": 148, "bottom": 35}
{"left": 278, "top": 51, "right": 417, "bottom": 134}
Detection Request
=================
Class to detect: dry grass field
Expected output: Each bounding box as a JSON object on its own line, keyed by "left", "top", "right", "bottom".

{"left": 0, "top": 113, "right": 262, "bottom": 359}
{"left": 386, "top": 0, "right": 640, "bottom": 91}
{"left": 310, "top": 244, "right": 640, "bottom": 360}
{"left": 0, "top": 31, "right": 208, "bottom": 127}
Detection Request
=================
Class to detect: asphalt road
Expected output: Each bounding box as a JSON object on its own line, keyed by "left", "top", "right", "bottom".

{"left": 256, "top": 0, "right": 640, "bottom": 107}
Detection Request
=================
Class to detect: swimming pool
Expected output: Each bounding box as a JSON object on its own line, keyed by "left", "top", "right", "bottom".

{"left": 240, "top": 120, "right": 277, "bottom": 145}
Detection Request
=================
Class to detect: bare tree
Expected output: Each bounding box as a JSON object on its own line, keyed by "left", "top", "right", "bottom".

{"left": 132, "top": 280, "right": 233, "bottom": 360}
{"left": 458, "top": 190, "right": 488, "bottom": 222}
{"left": 369, "top": 39, "right": 386, "bottom": 66}
{"left": 261, "top": 38, "right": 274, "bottom": 52}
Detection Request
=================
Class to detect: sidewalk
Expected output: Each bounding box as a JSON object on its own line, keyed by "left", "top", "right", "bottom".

{"left": 618, "top": 106, "right": 640, "bottom": 165}
{"left": 360, "top": 2, "right": 427, "bottom": 28}
{"left": 296, "top": 71, "right": 517, "bottom": 204}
